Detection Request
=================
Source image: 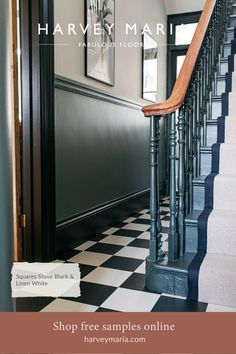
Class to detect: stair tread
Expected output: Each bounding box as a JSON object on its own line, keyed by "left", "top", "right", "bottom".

{"left": 212, "top": 95, "right": 222, "bottom": 100}
{"left": 200, "top": 146, "right": 212, "bottom": 152}
{"left": 206, "top": 119, "right": 218, "bottom": 125}
{"left": 209, "top": 208, "right": 236, "bottom": 217}
{"left": 220, "top": 57, "right": 228, "bottom": 63}
{"left": 217, "top": 75, "right": 226, "bottom": 80}
{"left": 185, "top": 210, "right": 202, "bottom": 224}
{"left": 199, "top": 253, "right": 236, "bottom": 308}
{"left": 227, "top": 26, "right": 235, "bottom": 31}
{"left": 200, "top": 254, "right": 236, "bottom": 282}
{"left": 193, "top": 176, "right": 206, "bottom": 183}
{"left": 217, "top": 173, "right": 236, "bottom": 178}
{"left": 207, "top": 209, "right": 236, "bottom": 257}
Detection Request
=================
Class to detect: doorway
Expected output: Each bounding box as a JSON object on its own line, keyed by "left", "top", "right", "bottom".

{"left": 165, "top": 12, "right": 201, "bottom": 192}
{"left": 19, "top": 0, "right": 55, "bottom": 262}
{"left": 167, "top": 11, "right": 201, "bottom": 95}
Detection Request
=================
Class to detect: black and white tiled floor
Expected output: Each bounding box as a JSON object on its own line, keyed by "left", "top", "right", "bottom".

{"left": 16, "top": 197, "right": 236, "bottom": 312}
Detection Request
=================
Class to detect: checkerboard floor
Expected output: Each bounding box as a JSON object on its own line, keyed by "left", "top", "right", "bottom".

{"left": 15, "top": 197, "right": 236, "bottom": 312}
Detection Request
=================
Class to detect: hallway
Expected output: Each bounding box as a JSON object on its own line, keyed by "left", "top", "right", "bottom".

{"left": 16, "top": 197, "right": 236, "bottom": 313}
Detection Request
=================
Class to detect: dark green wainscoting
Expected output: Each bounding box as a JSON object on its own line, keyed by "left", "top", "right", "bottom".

{"left": 55, "top": 76, "right": 166, "bottom": 255}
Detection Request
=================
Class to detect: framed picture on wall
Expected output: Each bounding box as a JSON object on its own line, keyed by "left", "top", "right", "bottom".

{"left": 85, "top": 0, "right": 115, "bottom": 86}
{"left": 142, "top": 33, "right": 158, "bottom": 102}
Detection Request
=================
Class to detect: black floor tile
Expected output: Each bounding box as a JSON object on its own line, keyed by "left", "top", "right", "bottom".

{"left": 162, "top": 216, "right": 170, "bottom": 221}
{"left": 130, "top": 213, "right": 143, "bottom": 218}
{"left": 96, "top": 307, "right": 119, "bottom": 312}
{"left": 128, "top": 239, "right": 150, "bottom": 249}
{"left": 134, "top": 218, "right": 150, "bottom": 225}
{"left": 161, "top": 203, "right": 170, "bottom": 207}
{"left": 15, "top": 297, "right": 55, "bottom": 312}
{"left": 161, "top": 227, "right": 169, "bottom": 234}
{"left": 66, "top": 281, "right": 116, "bottom": 306}
{"left": 101, "top": 256, "right": 143, "bottom": 272}
{"left": 113, "top": 229, "right": 143, "bottom": 238}
{"left": 160, "top": 211, "right": 169, "bottom": 216}
{"left": 113, "top": 222, "right": 126, "bottom": 228}
{"left": 58, "top": 249, "right": 80, "bottom": 261}
{"left": 92, "top": 234, "right": 108, "bottom": 242}
{"left": 120, "top": 273, "right": 146, "bottom": 291}
{"left": 152, "top": 296, "right": 208, "bottom": 312}
{"left": 79, "top": 264, "right": 97, "bottom": 278}
{"left": 86, "top": 243, "right": 123, "bottom": 255}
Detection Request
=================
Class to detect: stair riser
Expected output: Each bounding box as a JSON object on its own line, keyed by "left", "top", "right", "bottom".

{"left": 219, "top": 61, "right": 228, "bottom": 75}
{"left": 206, "top": 124, "right": 217, "bottom": 146}
{"left": 226, "top": 30, "right": 235, "bottom": 42}
{"left": 230, "top": 16, "right": 236, "bottom": 27}
{"left": 185, "top": 224, "right": 198, "bottom": 253}
{"left": 217, "top": 78, "right": 226, "bottom": 95}
{"left": 200, "top": 151, "right": 212, "bottom": 176}
{"left": 224, "top": 44, "right": 231, "bottom": 58}
{"left": 233, "top": 5, "right": 236, "bottom": 15}
{"left": 211, "top": 99, "right": 221, "bottom": 119}
{"left": 193, "top": 184, "right": 205, "bottom": 211}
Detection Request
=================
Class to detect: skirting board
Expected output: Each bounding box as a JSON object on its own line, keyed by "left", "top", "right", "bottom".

{"left": 56, "top": 183, "right": 165, "bottom": 256}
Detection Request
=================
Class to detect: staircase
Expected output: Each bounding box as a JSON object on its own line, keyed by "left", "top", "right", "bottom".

{"left": 142, "top": 0, "right": 236, "bottom": 308}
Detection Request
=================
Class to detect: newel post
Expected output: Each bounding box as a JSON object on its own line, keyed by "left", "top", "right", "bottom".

{"left": 149, "top": 116, "right": 165, "bottom": 263}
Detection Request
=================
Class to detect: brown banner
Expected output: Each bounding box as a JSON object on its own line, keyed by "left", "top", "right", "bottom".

{"left": 0, "top": 313, "right": 235, "bottom": 354}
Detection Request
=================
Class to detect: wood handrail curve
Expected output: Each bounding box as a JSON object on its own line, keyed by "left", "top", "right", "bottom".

{"left": 142, "top": 0, "right": 217, "bottom": 117}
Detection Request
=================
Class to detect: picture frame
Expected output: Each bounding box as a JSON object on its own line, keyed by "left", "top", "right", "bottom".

{"left": 85, "top": 0, "right": 115, "bottom": 86}
{"left": 142, "top": 32, "right": 158, "bottom": 102}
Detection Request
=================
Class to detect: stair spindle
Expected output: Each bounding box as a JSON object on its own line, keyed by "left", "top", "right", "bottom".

{"left": 177, "top": 107, "right": 186, "bottom": 257}
{"left": 168, "top": 112, "right": 178, "bottom": 262}
{"left": 149, "top": 116, "right": 165, "bottom": 263}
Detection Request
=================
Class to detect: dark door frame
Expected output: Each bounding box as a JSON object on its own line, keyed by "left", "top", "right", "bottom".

{"left": 164, "top": 11, "right": 202, "bottom": 194}
{"left": 167, "top": 11, "right": 202, "bottom": 97}
{"left": 168, "top": 46, "right": 188, "bottom": 96}
{"left": 20, "top": 0, "right": 55, "bottom": 262}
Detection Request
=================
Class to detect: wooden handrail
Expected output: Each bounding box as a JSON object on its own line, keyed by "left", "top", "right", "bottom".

{"left": 142, "top": 0, "right": 217, "bottom": 117}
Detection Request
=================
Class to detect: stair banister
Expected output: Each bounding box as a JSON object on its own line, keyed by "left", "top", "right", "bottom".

{"left": 142, "top": 0, "right": 233, "bottom": 264}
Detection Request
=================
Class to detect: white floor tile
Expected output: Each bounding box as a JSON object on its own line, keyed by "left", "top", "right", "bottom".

{"left": 162, "top": 242, "right": 168, "bottom": 252}
{"left": 123, "top": 217, "right": 136, "bottom": 223}
{"left": 102, "top": 227, "right": 119, "bottom": 235}
{"left": 139, "top": 214, "right": 150, "bottom": 220}
{"left": 74, "top": 241, "right": 96, "bottom": 251}
{"left": 122, "top": 223, "right": 150, "bottom": 232}
{"left": 41, "top": 298, "right": 98, "bottom": 312}
{"left": 162, "top": 233, "right": 168, "bottom": 241}
{"left": 206, "top": 304, "right": 236, "bottom": 312}
{"left": 134, "top": 261, "right": 146, "bottom": 274}
{"left": 161, "top": 220, "right": 170, "bottom": 227}
{"left": 101, "top": 288, "right": 160, "bottom": 312}
{"left": 137, "top": 231, "right": 150, "bottom": 240}
{"left": 68, "top": 251, "right": 112, "bottom": 266}
{"left": 83, "top": 267, "right": 132, "bottom": 287}
{"left": 160, "top": 207, "right": 169, "bottom": 212}
{"left": 99, "top": 235, "right": 134, "bottom": 246}
{"left": 139, "top": 209, "right": 149, "bottom": 214}
{"left": 115, "top": 246, "right": 149, "bottom": 260}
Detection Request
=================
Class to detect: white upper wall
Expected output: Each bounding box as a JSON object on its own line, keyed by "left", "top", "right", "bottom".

{"left": 54, "top": 0, "right": 167, "bottom": 104}
{"left": 164, "top": 0, "right": 205, "bottom": 14}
